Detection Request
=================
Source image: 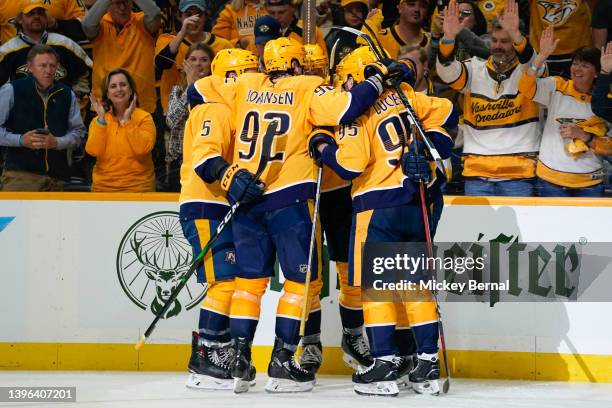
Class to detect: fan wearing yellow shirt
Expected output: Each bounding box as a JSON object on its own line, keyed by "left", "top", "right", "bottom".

{"left": 180, "top": 49, "right": 260, "bottom": 390}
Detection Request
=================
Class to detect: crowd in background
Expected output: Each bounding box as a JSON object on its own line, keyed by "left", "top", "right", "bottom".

{"left": 0, "top": 0, "right": 610, "bottom": 196}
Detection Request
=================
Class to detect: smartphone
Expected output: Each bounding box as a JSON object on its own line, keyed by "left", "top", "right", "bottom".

{"left": 35, "top": 128, "right": 50, "bottom": 134}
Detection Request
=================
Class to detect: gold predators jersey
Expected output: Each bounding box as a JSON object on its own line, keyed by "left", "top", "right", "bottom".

{"left": 358, "top": 24, "right": 430, "bottom": 60}
{"left": 179, "top": 77, "right": 236, "bottom": 221}
{"left": 530, "top": 0, "right": 591, "bottom": 55}
{"left": 330, "top": 85, "right": 454, "bottom": 212}
{"left": 231, "top": 72, "right": 358, "bottom": 210}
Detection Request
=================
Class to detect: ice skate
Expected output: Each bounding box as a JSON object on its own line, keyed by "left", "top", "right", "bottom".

{"left": 409, "top": 353, "right": 441, "bottom": 395}
{"left": 231, "top": 337, "right": 256, "bottom": 393}
{"left": 395, "top": 354, "right": 416, "bottom": 391}
{"left": 185, "top": 332, "right": 233, "bottom": 390}
{"left": 265, "top": 337, "right": 315, "bottom": 393}
{"left": 352, "top": 357, "right": 399, "bottom": 396}
{"left": 341, "top": 329, "right": 373, "bottom": 370}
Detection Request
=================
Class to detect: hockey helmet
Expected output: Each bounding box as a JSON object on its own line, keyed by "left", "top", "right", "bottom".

{"left": 333, "top": 46, "right": 377, "bottom": 87}
{"left": 263, "top": 37, "right": 305, "bottom": 72}
{"left": 304, "top": 43, "right": 329, "bottom": 70}
{"left": 211, "top": 48, "right": 259, "bottom": 77}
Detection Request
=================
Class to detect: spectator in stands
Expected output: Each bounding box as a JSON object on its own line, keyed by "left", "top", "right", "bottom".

{"left": 1, "top": 0, "right": 86, "bottom": 45}
{"left": 1, "top": 3, "right": 23, "bottom": 45}
{"left": 253, "top": 14, "right": 281, "bottom": 59}
{"left": 155, "top": 0, "right": 231, "bottom": 116}
{"left": 265, "top": 0, "right": 327, "bottom": 53}
{"left": 325, "top": 0, "right": 369, "bottom": 66}
{"left": 362, "top": 0, "right": 430, "bottom": 59}
{"left": 529, "top": 0, "right": 592, "bottom": 78}
{"left": 592, "top": 0, "right": 611, "bottom": 49}
{"left": 86, "top": 68, "right": 156, "bottom": 192}
{"left": 430, "top": 0, "right": 489, "bottom": 63}
{"left": 0, "top": 1, "right": 92, "bottom": 99}
{"left": 437, "top": 0, "right": 543, "bottom": 197}
{"left": 82, "top": 0, "right": 161, "bottom": 114}
{"left": 213, "top": 0, "right": 266, "bottom": 54}
{"left": 164, "top": 43, "right": 214, "bottom": 192}
{"left": 399, "top": 45, "right": 432, "bottom": 94}
{"left": 0, "top": 45, "right": 84, "bottom": 191}
{"left": 592, "top": 41, "right": 612, "bottom": 123}
{"left": 520, "top": 29, "right": 607, "bottom": 197}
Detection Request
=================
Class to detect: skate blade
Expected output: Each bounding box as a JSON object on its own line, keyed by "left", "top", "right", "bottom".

{"left": 186, "top": 373, "right": 233, "bottom": 390}
{"left": 342, "top": 354, "right": 369, "bottom": 371}
{"left": 354, "top": 381, "right": 399, "bottom": 397}
{"left": 412, "top": 379, "right": 440, "bottom": 395}
{"left": 396, "top": 374, "right": 412, "bottom": 391}
{"left": 264, "top": 377, "right": 315, "bottom": 393}
{"left": 233, "top": 378, "right": 251, "bottom": 394}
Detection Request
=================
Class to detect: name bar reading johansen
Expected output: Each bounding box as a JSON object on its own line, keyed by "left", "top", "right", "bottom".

{"left": 0, "top": 387, "right": 76, "bottom": 402}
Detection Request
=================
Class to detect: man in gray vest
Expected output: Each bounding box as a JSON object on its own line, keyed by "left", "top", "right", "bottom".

{"left": 0, "top": 44, "right": 84, "bottom": 191}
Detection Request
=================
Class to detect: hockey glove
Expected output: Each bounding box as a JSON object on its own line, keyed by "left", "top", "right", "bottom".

{"left": 308, "top": 131, "right": 336, "bottom": 166}
{"left": 401, "top": 142, "right": 432, "bottom": 183}
{"left": 364, "top": 58, "right": 415, "bottom": 87}
{"left": 220, "top": 163, "right": 265, "bottom": 205}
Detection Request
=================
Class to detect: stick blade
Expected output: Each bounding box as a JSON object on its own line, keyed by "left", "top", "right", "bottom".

{"left": 442, "top": 377, "right": 450, "bottom": 394}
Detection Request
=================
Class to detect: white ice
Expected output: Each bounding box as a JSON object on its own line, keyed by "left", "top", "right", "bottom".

{"left": 1, "top": 372, "right": 612, "bottom": 408}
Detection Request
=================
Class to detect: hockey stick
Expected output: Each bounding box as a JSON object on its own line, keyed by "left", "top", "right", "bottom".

{"left": 331, "top": 26, "right": 451, "bottom": 393}
{"left": 299, "top": 165, "right": 324, "bottom": 337}
{"left": 135, "top": 120, "right": 279, "bottom": 350}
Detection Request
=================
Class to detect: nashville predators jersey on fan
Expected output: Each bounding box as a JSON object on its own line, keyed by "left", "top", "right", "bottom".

{"left": 179, "top": 76, "right": 236, "bottom": 221}
{"left": 518, "top": 74, "right": 608, "bottom": 188}
{"left": 530, "top": 0, "right": 591, "bottom": 55}
{"left": 212, "top": 1, "right": 266, "bottom": 55}
{"left": 230, "top": 72, "right": 359, "bottom": 210}
{"left": 326, "top": 84, "right": 455, "bottom": 212}
{"left": 436, "top": 38, "right": 543, "bottom": 179}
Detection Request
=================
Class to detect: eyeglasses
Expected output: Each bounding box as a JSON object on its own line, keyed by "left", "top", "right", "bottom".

{"left": 459, "top": 10, "right": 473, "bottom": 17}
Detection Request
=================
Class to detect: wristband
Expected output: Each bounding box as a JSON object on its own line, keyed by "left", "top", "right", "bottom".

{"left": 441, "top": 38, "right": 455, "bottom": 44}
{"left": 18, "top": 134, "right": 23, "bottom": 147}
{"left": 220, "top": 163, "right": 240, "bottom": 192}
{"left": 97, "top": 117, "right": 107, "bottom": 125}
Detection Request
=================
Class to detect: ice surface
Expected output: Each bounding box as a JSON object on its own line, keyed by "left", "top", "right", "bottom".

{"left": 1, "top": 372, "right": 611, "bottom": 408}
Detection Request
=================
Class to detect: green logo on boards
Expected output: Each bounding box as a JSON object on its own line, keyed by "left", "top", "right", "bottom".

{"left": 117, "top": 211, "right": 205, "bottom": 318}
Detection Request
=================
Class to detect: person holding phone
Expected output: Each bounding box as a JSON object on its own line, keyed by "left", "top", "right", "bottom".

{"left": 86, "top": 68, "right": 156, "bottom": 192}
{"left": 0, "top": 45, "right": 84, "bottom": 191}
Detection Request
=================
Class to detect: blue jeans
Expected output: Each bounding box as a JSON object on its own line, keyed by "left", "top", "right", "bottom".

{"left": 536, "top": 178, "right": 604, "bottom": 197}
{"left": 465, "top": 178, "right": 535, "bottom": 197}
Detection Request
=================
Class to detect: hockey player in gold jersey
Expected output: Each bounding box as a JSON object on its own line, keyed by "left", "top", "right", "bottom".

{"left": 188, "top": 36, "right": 411, "bottom": 393}
{"left": 179, "top": 48, "right": 259, "bottom": 390}
{"left": 299, "top": 44, "right": 374, "bottom": 376}
{"left": 310, "top": 46, "right": 457, "bottom": 396}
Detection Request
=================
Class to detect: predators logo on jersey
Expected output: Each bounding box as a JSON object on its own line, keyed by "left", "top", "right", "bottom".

{"left": 537, "top": 0, "right": 578, "bottom": 25}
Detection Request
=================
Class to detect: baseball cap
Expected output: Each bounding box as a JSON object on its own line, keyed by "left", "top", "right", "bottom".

{"left": 21, "top": 0, "right": 50, "bottom": 14}
{"left": 254, "top": 15, "right": 281, "bottom": 45}
{"left": 178, "top": 0, "right": 207, "bottom": 13}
